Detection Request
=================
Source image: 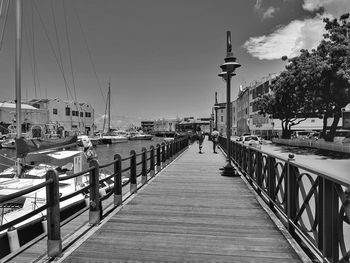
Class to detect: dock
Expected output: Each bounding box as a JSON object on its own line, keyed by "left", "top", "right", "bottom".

{"left": 52, "top": 139, "right": 305, "bottom": 262}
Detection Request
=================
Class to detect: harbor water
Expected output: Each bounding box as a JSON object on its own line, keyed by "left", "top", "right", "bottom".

{"left": 0, "top": 137, "right": 168, "bottom": 173}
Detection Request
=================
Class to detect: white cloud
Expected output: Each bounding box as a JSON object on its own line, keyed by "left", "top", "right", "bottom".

{"left": 303, "top": 0, "right": 350, "bottom": 17}
{"left": 263, "top": 7, "right": 276, "bottom": 19}
{"left": 243, "top": 16, "right": 325, "bottom": 60}
{"left": 244, "top": 0, "right": 349, "bottom": 60}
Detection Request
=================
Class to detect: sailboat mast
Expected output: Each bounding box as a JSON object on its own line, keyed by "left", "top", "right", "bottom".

{"left": 108, "top": 81, "right": 111, "bottom": 134}
{"left": 15, "top": 0, "right": 22, "bottom": 176}
{"left": 15, "top": 0, "right": 21, "bottom": 138}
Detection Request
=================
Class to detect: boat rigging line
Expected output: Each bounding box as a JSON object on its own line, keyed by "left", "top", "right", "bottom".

{"left": 62, "top": 0, "right": 77, "bottom": 102}
{"left": 50, "top": 0, "right": 68, "bottom": 100}
{"left": 72, "top": 2, "right": 106, "bottom": 104}
{"left": 32, "top": 0, "right": 75, "bottom": 101}
{"left": 0, "top": 0, "right": 9, "bottom": 51}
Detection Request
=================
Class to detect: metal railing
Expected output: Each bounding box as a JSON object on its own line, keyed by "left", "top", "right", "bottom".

{"left": 0, "top": 136, "right": 189, "bottom": 260}
{"left": 218, "top": 136, "right": 350, "bottom": 263}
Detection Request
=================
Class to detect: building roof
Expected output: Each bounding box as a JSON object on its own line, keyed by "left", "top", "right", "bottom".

{"left": 0, "top": 102, "right": 38, "bottom": 110}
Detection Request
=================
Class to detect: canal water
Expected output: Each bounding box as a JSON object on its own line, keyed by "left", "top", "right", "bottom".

{"left": 0, "top": 137, "right": 168, "bottom": 172}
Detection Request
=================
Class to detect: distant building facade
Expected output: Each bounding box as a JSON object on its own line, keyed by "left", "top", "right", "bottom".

{"left": 0, "top": 102, "right": 48, "bottom": 135}
{"left": 141, "top": 120, "right": 154, "bottom": 133}
{"left": 28, "top": 98, "right": 95, "bottom": 136}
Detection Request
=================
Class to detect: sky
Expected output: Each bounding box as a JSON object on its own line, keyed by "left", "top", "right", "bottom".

{"left": 0, "top": 0, "right": 349, "bottom": 129}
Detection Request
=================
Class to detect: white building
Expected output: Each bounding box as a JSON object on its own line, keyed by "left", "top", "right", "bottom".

{"left": 153, "top": 118, "right": 181, "bottom": 133}
{"left": 28, "top": 98, "right": 95, "bottom": 136}
{"left": 0, "top": 102, "right": 48, "bottom": 135}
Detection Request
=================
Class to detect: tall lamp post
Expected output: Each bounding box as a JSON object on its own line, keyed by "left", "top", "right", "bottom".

{"left": 218, "top": 31, "right": 241, "bottom": 177}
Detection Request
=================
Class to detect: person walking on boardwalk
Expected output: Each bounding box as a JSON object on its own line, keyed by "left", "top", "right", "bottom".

{"left": 196, "top": 126, "right": 205, "bottom": 154}
{"left": 211, "top": 128, "right": 219, "bottom": 153}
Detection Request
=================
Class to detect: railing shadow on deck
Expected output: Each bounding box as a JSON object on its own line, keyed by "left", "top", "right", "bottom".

{"left": 218, "top": 136, "right": 350, "bottom": 263}
{"left": 0, "top": 136, "right": 189, "bottom": 261}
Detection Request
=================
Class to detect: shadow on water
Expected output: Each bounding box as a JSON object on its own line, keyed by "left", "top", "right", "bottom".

{"left": 271, "top": 144, "right": 350, "bottom": 160}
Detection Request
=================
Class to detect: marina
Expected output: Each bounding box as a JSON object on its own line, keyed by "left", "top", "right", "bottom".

{"left": 0, "top": 0, "right": 349, "bottom": 262}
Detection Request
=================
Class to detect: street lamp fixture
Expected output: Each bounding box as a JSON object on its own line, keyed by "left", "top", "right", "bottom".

{"left": 218, "top": 31, "right": 241, "bottom": 177}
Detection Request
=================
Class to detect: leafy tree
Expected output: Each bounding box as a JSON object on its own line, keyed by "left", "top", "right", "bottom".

{"left": 255, "top": 69, "right": 311, "bottom": 139}
{"left": 314, "top": 15, "right": 350, "bottom": 140}
{"left": 256, "top": 14, "right": 350, "bottom": 141}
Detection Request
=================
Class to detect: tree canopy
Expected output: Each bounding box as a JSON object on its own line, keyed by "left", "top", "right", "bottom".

{"left": 255, "top": 14, "right": 350, "bottom": 140}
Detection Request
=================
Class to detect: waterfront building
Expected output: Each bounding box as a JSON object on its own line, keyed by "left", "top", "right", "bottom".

{"left": 153, "top": 118, "right": 181, "bottom": 135}
{"left": 214, "top": 75, "right": 347, "bottom": 139}
{"left": 248, "top": 80, "right": 275, "bottom": 138}
{"left": 176, "top": 117, "right": 211, "bottom": 135}
{"left": 141, "top": 120, "right": 154, "bottom": 133}
{"left": 236, "top": 87, "right": 250, "bottom": 136}
{"left": 0, "top": 101, "right": 48, "bottom": 135}
{"left": 28, "top": 98, "right": 95, "bottom": 136}
{"left": 215, "top": 101, "right": 237, "bottom": 137}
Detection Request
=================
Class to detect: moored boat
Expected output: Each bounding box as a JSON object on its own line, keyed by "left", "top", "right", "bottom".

{"left": 129, "top": 131, "right": 153, "bottom": 140}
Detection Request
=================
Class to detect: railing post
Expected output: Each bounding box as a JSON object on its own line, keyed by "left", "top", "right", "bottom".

{"left": 247, "top": 147, "right": 252, "bottom": 182}
{"left": 89, "top": 160, "right": 101, "bottom": 225}
{"left": 322, "top": 178, "right": 339, "bottom": 262}
{"left": 141, "top": 147, "right": 147, "bottom": 184}
{"left": 45, "top": 170, "right": 62, "bottom": 258}
{"left": 169, "top": 141, "right": 173, "bottom": 161}
{"left": 173, "top": 140, "right": 176, "bottom": 156}
{"left": 130, "top": 150, "right": 137, "bottom": 193}
{"left": 156, "top": 144, "right": 161, "bottom": 172}
{"left": 150, "top": 145, "right": 155, "bottom": 177}
{"left": 113, "top": 154, "right": 122, "bottom": 206}
{"left": 161, "top": 142, "right": 166, "bottom": 167}
{"left": 165, "top": 142, "right": 170, "bottom": 165}
{"left": 256, "top": 152, "right": 262, "bottom": 195}
{"left": 267, "top": 156, "right": 276, "bottom": 211}
{"left": 286, "top": 154, "right": 297, "bottom": 235}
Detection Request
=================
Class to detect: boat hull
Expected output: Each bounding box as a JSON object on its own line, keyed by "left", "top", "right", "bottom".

{"left": 129, "top": 135, "right": 153, "bottom": 141}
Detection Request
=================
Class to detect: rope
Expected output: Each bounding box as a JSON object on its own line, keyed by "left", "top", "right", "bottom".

{"left": 0, "top": 0, "right": 9, "bottom": 51}
{"left": 63, "top": 0, "right": 77, "bottom": 102}
{"left": 32, "top": 0, "right": 74, "bottom": 101}
{"left": 72, "top": 2, "right": 105, "bottom": 104}
{"left": 50, "top": 0, "right": 71, "bottom": 100}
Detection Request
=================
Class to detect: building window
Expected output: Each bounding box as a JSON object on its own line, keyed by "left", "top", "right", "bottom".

{"left": 53, "top": 108, "right": 58, "bottom": 115}
{"left": 80, "top": 112, "right": 83, "bottom": 117}
{"left": 221, "top": 116, "right": 223, "bottom": 122}
{"left": 72, "top": 125, "right": 78, "bottom": 129}
{"left": 85, "top": 112, "right": 91, "bottom": 118}
{"left": 65, "top": 107, "right": 70, "bottom": 116}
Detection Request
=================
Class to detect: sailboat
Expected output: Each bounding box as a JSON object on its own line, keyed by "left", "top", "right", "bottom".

{"left": 100, "top": 82, "right": 128, "bottom": 144}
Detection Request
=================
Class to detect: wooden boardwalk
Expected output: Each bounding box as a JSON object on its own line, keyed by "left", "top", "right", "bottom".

{"left": 57, "top": 139, "right": 305, "bottom": 263}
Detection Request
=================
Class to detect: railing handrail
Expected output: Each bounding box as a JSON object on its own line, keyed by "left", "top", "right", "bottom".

{"left": 222, "top": 136, "right": 350, "bottom": 187}
{"left": 218, "top": 136, "right": 350, "bottom": 263}
{"left": 0, "top": 136, "right": 190, "bottom": 260}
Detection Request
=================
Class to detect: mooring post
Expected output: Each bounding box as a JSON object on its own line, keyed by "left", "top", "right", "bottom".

{"left": 150, "top": 145, "right": 155, "bottom": 177}
{"left": 114, "top": 154, "right": 122, "bottom": 206}
{"left": 130, "top": 150, "right": 137, "bottom": 193}
{"left": 141, "top": 147, "right": 147, "bottom": 184}
{"left": 89, "top": 160, "right": 101, "bottom": 225}
{"left": 45, "top": 170, "right": 62, "bottom": 258}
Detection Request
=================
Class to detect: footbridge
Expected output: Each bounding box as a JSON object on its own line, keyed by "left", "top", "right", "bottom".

{"left": 1, "top": 137, "right": 349, "bottom": 262}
